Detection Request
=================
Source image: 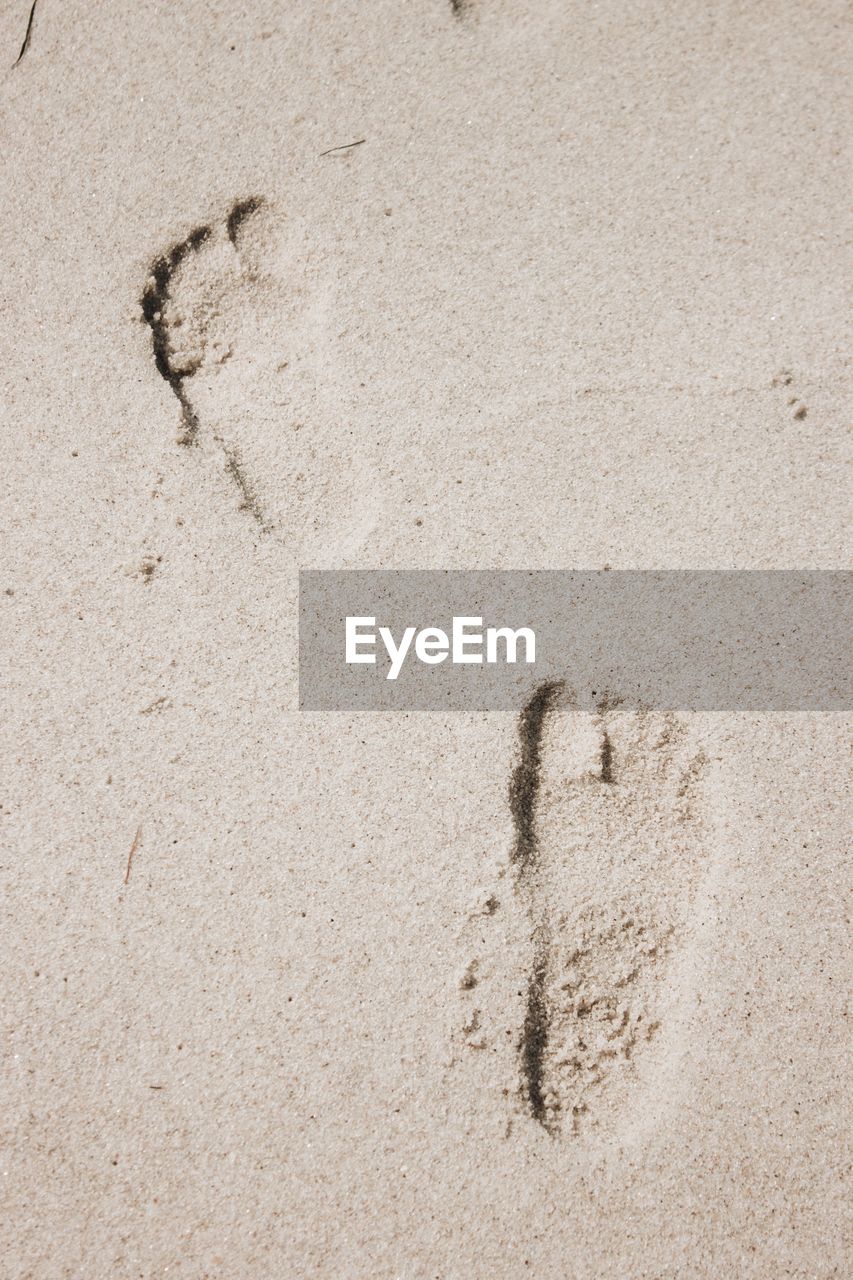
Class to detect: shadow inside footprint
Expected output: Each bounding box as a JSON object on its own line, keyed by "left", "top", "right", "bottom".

{"left": 141, "top": 222, "right": 215, "bottom": 444}
{"left": 503, "top": 685, "right": 710, "bottom": 1138}
{"left": 139, "top": 196, "right": 378, "bottom": 555}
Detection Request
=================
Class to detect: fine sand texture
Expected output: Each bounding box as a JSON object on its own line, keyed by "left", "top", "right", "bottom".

{"left": 1, "top": 1, "right": 850, "bottom": 1276}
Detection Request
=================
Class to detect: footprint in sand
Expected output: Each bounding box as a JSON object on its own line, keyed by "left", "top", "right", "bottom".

{"left": 144, "top": 207, "right": 711, "bottom": 1142}
{"left": 139, "top": 198, "right": 375, "bottom": 557}
{"left": 460, "top": 684, "right": 710, "bottom": 1139}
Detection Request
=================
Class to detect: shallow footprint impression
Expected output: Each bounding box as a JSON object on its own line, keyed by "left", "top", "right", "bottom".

{"left": 139, "top": 198, "right": 374, "bottom": 556}
{"left": 461, "top": 686, "right": 711, "bottom": 1141}
{"left": 140, "top": 197, "right": 276, "bottom": 526}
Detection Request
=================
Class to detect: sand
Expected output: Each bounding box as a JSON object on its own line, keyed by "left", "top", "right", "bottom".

{"left": 1, "top": 0, "right": 850, "bottom": 1275}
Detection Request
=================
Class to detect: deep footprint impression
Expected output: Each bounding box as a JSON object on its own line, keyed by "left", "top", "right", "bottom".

{"left": 465, "top": 685, "right": 710, "bottom": 1139}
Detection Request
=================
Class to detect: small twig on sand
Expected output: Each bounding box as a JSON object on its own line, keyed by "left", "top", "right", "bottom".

{"left": 319, "top": 138, "right": 365, "bottom": 157}
{"left": 12, "top": 0, "right": 38, "bottom": 67}
{"left": 124, "top": 825, "right": 142, "bottom": 885}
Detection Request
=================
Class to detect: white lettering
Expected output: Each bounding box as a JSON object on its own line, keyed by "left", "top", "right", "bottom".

{"left": 345, "top": 617, "right": 536, "bottom": 678}
{"left": 452, "top": 616, "right": 483, "bottom": 664}
{"left": 486, "top": 626, "right": 536, "bottom": 664}
{"left": 379, "top": 625, "right": 416, "bottom": 681}
{"left": 415, "top": 627, "right": 449, "bottom": 664}
{"left": 346, "top": 616, "right": 376, "bottom": 664}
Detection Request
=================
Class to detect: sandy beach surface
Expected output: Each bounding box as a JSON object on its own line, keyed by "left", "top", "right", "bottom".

{"left": 1, "top": 1, "right": 850, "bottom": 1276}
